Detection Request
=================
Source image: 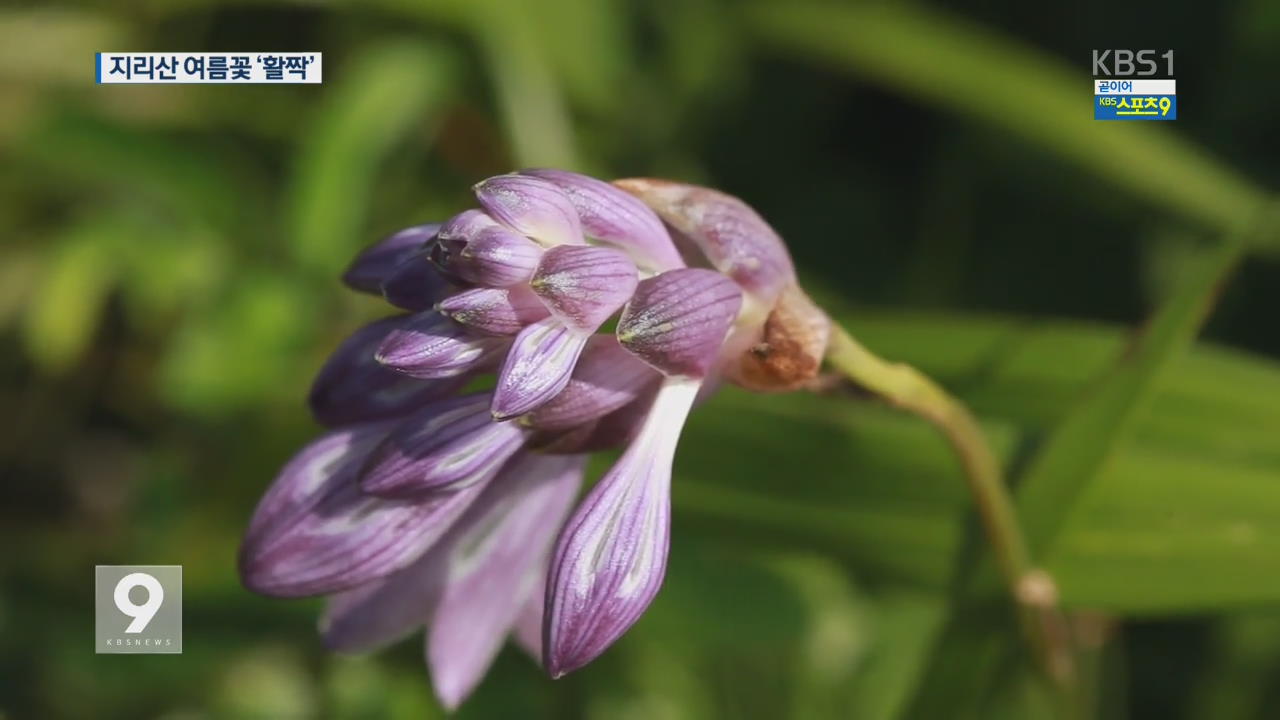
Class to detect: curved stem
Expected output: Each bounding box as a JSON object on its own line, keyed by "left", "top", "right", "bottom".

{"left": 823, "top": 322, "right": 1077, "bottom": 694}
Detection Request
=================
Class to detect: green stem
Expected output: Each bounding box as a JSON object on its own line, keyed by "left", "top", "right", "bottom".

{"left": 823, "top": 323, "right": 1077, "bottom": 692}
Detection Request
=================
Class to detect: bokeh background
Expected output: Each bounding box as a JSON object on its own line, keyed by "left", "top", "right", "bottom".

{"left": 2, "top": 1, "right": 1279, "bottom": 718}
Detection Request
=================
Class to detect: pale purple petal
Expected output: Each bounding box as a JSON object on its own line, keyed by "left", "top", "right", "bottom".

{"left": 617, "top": 268, "right": 743, "bottom": 378}
{"left": 427, "top": 452, "right": 585, "bottom": 709}
{"left": 438, "top": 286, "right": 550, "bottom": 336}
{"left": 320, "top": 547, "right": 445, "bottom": 653}
{"left": 529, "top": 246, "right": 638, "bottom": 332}
{"left": 474, "top": 174, "right": 583, "bottom": 247}
{"left": 381, "top": 252, "right": 457, "bottom": 312}
{"left": 309, "top": 318, "right": 469, "bottom": 427}
{"left": 512, "top": 587, "right": 546, "bottom": 661}
{"left": 524, "top": 334, "right": 660, "bottom": 431}
{"left": 342, "top": 224, "right": 440, "bottom": 294}
{"left": 455, "top": 226, "right": 545, "bottom": 287}
{"left": 491, "top": 318, "right": 590, "bottom": 420}
{"left": 359, "top": 394, "right": 527, "bottom": 498}
{"left": 376, "top": 311, "right": 504, "bottom": 379}
{"left": 615, "top": 179, "right": 796, "bottom": 303}
{"left": 239, "top": 423, "right": 491, "bottom": 597}
{"left": 522, "top": 169, "right": 684, "bottom": 272}
{"left": 543, "top": 379, "right": 701, "bottom": 677}
{"left": 437, "top": 209, "right": 500, "bottom": 243}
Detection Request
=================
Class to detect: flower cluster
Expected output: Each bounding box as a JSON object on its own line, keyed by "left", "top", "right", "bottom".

{"left": 239, "top": 169, "right": 827, "bottom": 708}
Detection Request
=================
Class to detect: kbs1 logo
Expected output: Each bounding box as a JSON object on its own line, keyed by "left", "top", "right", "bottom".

{"left": 95, "top": 565, "right": 182, "bottom": 654}
{"left": 1092, "top": 49, "right": 1176, "bottom": 121}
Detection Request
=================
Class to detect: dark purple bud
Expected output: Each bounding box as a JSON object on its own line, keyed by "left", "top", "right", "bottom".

{"left": 309, "top": 317, "right": 469, "bottom": 427}
{"left": 529, "top": 246, "right": 638, "bottom": 332}
{"left": 522, "top": 169, "right": 684, "bottom": 272}
{"left": 543, "top": 379, "right": 700, "bottom": 676}
{"left": 342, "top": 224, "right": 440, "bottom": 294}
{"left": 381, "top": 251, "right": 457, "bottom": 312}
{"left": 474, "top": 174, "right": 583, "bottom": 247}
{"left": 523, "top": 335, "right": 660, "bottom": 431}
{"left": 437, "top": 285, "right": 550, "bottom": 336}
{"left": 491, "top": 318, "right": 590, "bottom": 420}
{"left": 359, "top": 394, "right": 527, "bottom": 498}
{"left": 617, "top": 268, "right": 743, "bottom": 378}
{"left": 614, "top": 179, "right": 795, "bottom": 304}
{"left": 376, "top": 311, "right": 504, "bottom": 379}
{"left": 239, "top": 422, "right": 489, "bottom": 597}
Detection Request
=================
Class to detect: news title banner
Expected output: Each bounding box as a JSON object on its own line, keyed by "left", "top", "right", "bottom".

{"left": 1092, "top": 49, "right": 1176, "bottom": 121}
{"left": 96, "top": 53, "right": 321, "bottom": 83}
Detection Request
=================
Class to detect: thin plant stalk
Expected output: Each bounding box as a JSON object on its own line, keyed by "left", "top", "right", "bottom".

{"left": 824, "top": 323, "right": 1077, "bottom": 694}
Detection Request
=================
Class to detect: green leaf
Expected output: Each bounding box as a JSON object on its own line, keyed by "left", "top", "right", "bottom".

{"left": 1017, "top": 235, "right": 1249, "bottom": 561}
{"left": 846, "top": 591, "right": 946, "bottom": 720}
{"left": 674, "top": 309, "right": 1280, "bottom": 610}
{"left": 159, "top": 273, "right": 318, "bottom": 415}
{"left": 745, "top": 2, "right": 1270, "bottom": 245}
{"left": 288, "top": 41, "right": 456, "bottom": 275}
{"left": 17, "top": 112, "right": 261, "bottom": 237}
{"left": 21, "top": 219, "right": 120, "bottom": 371}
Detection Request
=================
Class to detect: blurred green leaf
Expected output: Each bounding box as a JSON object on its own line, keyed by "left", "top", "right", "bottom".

{"left": 18, "top": 111, "right": 259, "bottom": 236}
{"left": 679, "top": 309, "right": 1280, "bottom": 610}
{"left": 289, "top": 41, "right": 456, "bottom": 274}
{"left": 21, "top": 219, "right": 119, "bottom": 371}
{"left": 160, "top": 273, "right": 317, "bottom": 415}
{"left": 470, "top": 1, "right": 580, "bottom": 168}
{"left": 0, "top": 9, "right": 126, "bottom": 85}
{"left": 846, "top": 592, "right": 946, "bottom": 720}
{"left": 1018, "top": 233, "right": 1249, "bottom": 561}
{"left": 746, "top": 2, "right": 1271, "bottom": 245}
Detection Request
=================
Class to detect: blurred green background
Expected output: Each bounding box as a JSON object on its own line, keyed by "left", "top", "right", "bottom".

{"left": 2, "top": 0, "right": 1280, "bottom": 718}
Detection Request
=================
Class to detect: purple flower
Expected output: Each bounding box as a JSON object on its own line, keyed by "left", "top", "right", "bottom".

{"left": 240, "top": 169, "right": 828, "bottom": 709}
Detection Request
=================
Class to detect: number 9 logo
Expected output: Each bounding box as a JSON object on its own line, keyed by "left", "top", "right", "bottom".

{"left": 114, "top": 572, "right": 164, "bottom": 633}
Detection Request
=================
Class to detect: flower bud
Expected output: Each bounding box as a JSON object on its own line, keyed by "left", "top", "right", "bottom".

{"left": 522, "top": 169, "right": 683, "bottom": 272}
{"left": 617, "top": 269, "right": 743, "bottom": 378}
{"left": 614, "top": 179, "right": 795, "bottom": 305}
{"left": 454, "top": 226, "right": 544, "bottom": 287}
{"left": 376, "top": 312, "right": 504, "bottom": 379}
{"left": 343, "top": 224, "right": 439, "bottom": 294}
{"left": 437, "top": 285, "right": 550, "bottom": 336}
{"left": 530, "top": 246, "right": 639, "bottom": 332}
{"left": 474, "top": 174, "right": 583, "bottom": 247}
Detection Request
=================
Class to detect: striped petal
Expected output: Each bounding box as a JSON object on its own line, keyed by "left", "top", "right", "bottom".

{"left": 523, "top": 169, "right": 684, "bottom": 272}
{"left": 239, "top": 423, "right": 489, "bottom": 597}
{"left": 528, "top": 393, "right": 655, "bottom": 455}
{"left": 543, "top": 379, "right": 700, "bottom": 677}
{"left": 376, "top": 311, "right": 503, "bottom": 379}
{"left": 523, "top": 334, "right": 660, "bottom": 431}
{"left": 617, "top": 268, "right": 742, "bottom": 378}
{"left": 359, "top": 394, "right": 527, "bottom": 498}
{"left": 308, "top": 317, "right": 466, "bottom": 427}
{"left": 491, "top": 318, "right": 590, "bottom": 420}
{"left": 437, "top": 285, "right": 550, "bottom": 336}
{"left": 455, "top": 226, "right": 544, "bottom": 287}
{"left": 614, "top": 179, "right": 795, "bottom": 304}
{"left": 474, "top": 174, "right": 583, "bottom": 247}
{"left": 529, "top": 245, "right": 638, "bottom": 332}
{"left": 427, "top": 452, "right": 585, "bottom": 709}
{"left": 320, "top": 546, "right": 445, "bottom": 654}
